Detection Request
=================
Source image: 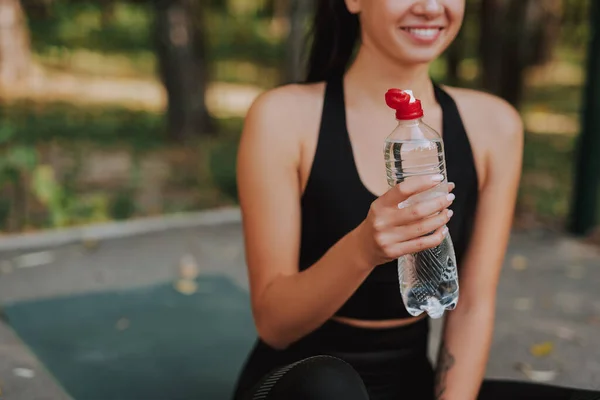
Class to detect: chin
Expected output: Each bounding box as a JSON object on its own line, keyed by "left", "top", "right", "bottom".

{"left": 392, "top": 48, "right": 445, "bottom": 67}
{"left": 388, "top": 33, "right": 452, "bottom": 66}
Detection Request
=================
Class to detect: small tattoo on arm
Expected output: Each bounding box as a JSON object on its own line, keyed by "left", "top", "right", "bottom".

{"left": 434, "top": 340, "right": 455, "bottom": 400}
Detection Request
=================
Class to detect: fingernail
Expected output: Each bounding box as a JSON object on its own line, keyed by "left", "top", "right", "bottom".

{"left": 442, "top": 226, "right": 449, "bottom": 236}
{"left": 431, "top": 174, "right": 444, "bottom": 182}
{"left": 447, "top": 209, "right": 454, "bottom": 218}
{"left": 447, "top": 193, "right": 455, "bottom": 202}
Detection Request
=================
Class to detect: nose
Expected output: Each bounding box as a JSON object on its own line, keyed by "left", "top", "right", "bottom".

{"left": 412, "top": 0, "right": 444, "bottom": 19}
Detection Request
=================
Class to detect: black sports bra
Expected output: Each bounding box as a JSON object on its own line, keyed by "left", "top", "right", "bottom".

{"left": 298, "top": 75, "right": 479, "bottom": 320}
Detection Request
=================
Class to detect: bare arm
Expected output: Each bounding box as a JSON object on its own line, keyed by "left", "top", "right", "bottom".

{"left": 434, "top": 94, "right": 524, "bottom": 399}
{"left": 238, "top": 87, "right": 455, "bottom": 349}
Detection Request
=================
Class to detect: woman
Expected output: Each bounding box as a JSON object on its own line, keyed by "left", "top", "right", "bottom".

{"left": 230, "top": 1, "right": 588, "bottom": 399}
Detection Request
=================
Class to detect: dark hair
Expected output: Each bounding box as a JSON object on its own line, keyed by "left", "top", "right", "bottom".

{"left": 305, "top": 0, "right": 360, "bottom": 83}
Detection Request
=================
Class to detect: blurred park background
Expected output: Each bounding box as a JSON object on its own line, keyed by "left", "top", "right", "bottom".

{"left": 0, "top": 0, "right": 596, "bottom": 236}
{"left": 0, "top": 0, "right": 600, "bottom": 399}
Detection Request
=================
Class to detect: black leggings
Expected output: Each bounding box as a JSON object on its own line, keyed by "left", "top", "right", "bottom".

{"left": 238, "top": 355, "right": 599, "bottom": 400}
{"left": 233, "top": 319, "right": 600, "bottom": 400}
{"left": 233, "top": 318, "right": 434, "bottom": 399}
{"left": 239, "top": 355, "right": 369, "bottom": 400}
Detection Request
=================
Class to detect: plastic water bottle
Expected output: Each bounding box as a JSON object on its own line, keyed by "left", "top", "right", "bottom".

{"left": 383, "top": 88, "right": 459, "bottom": 319}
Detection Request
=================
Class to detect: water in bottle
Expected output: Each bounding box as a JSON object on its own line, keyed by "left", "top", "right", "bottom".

{"left": 383, "top": 88, "right": 459, "bottom": 319}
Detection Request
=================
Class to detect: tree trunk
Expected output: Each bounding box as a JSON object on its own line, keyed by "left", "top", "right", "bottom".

{"left": 268, "top": 0, "right": 289, "bottom": 41}
{"left": 497, "top": 0, "right": 530, "bottom": 107}
{"left": 479, "top": 0, "right": 508, "bottom": 96}
{"left": 478, "top": 0, "right": 530, "bottom": 108}
{"left": 193, "top": 0, "right": 215, "bottom": 133}
{"left": 284, "top": 0, "right": 311, "bottom": 83}
{"left": 446, "top": 0, "right": 478, "bottom": 86}
{"left": 154, "top": 0, "right": 213, "bottom": 141}
{"left": 0, "top": 0, "right": 31, "bottom": 88}
{"left": 479, "top": 0, "right": 563, "bottom": 108}
{"left": 20, "top": 0, "right": 53, "bottom": 19}
{"left": 100, "top": 0, "right": 117, "bottom": 28}
{"left": 528, "top": 0, "right": 562, "bottom": 66}
{"left": 445, "top": 29, "right": 463, "bottom": 86}
{"left": 569, "top": 0, "right": 600, "bottom": 235}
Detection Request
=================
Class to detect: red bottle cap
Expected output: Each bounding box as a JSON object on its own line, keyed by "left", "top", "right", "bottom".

{"left": 385, "top": 89, "right": 424, "bottom": 120}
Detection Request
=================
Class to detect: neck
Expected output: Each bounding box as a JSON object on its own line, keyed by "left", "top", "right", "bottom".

{"left": 345, "top": 45, "right": 436, "bottom": 109}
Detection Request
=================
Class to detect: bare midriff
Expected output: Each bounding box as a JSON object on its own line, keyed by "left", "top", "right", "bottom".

{"left": 332, "top": 313, "right": 427, "bottom": 329}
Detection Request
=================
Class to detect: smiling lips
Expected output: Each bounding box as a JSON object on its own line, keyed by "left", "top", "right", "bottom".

{"left": 401, "top": 27, "right": 444, "bottom": 44}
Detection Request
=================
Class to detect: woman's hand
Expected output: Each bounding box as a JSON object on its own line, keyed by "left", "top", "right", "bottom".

{"left": 355, "top": 174, "right": 455, "bottom": 267}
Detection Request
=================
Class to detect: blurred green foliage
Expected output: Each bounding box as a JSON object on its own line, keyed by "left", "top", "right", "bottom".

{"left": 0, "top": 101, "right": 165, "bottom": 149}
{"left": 0, "top": 0, "right": 592, "bottom": 232}
{"left": 206, "top": 11, "right": 284, "bottom": 67}
{"left": 520, "top": 133, "right": 575, "bottom": 224}
{"left": 0, "top": 123, "right": 38, "bottom": 230}
{"left": 209, "top": 136, "right": 239, "bottom": 202}
{"left": 522, "top": 83, "right": 583, "bottom": 115}
{"left": 27, "top": 1, "right": 286, "bottom": 85}
{"left": 31, "top": 164, "right": 111, "bottom": 227}
{"left": 110, "top": 189, "right": 137, "bottom": 220}
{"left": 0, "top": 124, "right": 37, "bottom": 173}
{"left": 28, "top": 1, "right": 153, "bottom": 55}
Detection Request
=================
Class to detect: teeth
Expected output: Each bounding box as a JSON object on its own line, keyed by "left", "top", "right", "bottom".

{"left": 406, "top": 28, "right": 439, "bottom": 39}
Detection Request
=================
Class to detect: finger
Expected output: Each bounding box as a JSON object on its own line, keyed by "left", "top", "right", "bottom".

{"left": 379, "top": 174, "right": 444, "bottom": 207}
{"left": 378, "top": 208, "right": 452, "bottom": 246}
{"left": 387, "top": 225, "right": 448, "bottom": 258}
{"left": 396, "top": 208, "right": 453, "bottom": 242}
{"left": 376, "top": 192, "right": 455, "bottom": 229}
{"left": 448, "top": 182, "right": 455, "bottom": 192}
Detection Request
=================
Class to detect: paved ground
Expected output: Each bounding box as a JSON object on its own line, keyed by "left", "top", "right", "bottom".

{"left": 0, "top": 320, "right": 72, "bottom": 400}
{"left": 0, "top": 218, "right": 599, "bottom": 399}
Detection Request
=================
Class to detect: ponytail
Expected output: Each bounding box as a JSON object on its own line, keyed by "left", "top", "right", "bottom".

{"left": 305, "top": 0, "right": 360, "bottom": 83}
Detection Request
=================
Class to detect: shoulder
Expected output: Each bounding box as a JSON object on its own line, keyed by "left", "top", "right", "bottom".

{"left": 245, "top": 82, "right": 325, "bottom": 132}
{"left": 239, "top": 82, "right": 326, "bottom": 165}
{"left": 442, "top": 86, "right": 523, "bottom": 185}
{"left": 443, "top": 86, "right": 524, "bottom": 147}
{"left": 443, "top": 86, "right": 524, "bottom": 186}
